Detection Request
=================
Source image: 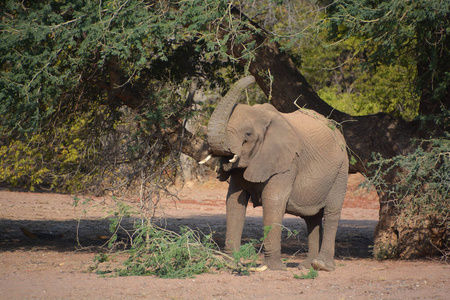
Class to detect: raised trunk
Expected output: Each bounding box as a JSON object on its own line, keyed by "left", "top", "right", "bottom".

{"left": 207, "top": 75, "right": 256, "bottom": 156}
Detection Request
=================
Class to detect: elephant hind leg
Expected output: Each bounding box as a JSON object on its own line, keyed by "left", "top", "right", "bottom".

{"left": 313, "top": 166, "right": 348, "bottom": 271}
{"left": 311, "top": 213, "right": 341, "bottom": 271}
{"left": 298, "top": 212, "right": 323, "bottom": 270}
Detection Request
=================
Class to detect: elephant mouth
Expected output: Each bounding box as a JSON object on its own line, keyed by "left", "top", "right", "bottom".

{"left": 228, "top": 154, "right": 239, "bottom": 163}
{"left": 198, "top": 153, "right": 240, "bottom": 168}
{"left": 221, "top": 154, "right": 240, "bottom": 171}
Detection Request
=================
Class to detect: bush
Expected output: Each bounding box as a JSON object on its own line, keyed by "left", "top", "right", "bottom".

{"left": 369, "top": 137, "right": 449, "bottom": 260}
{"left": 114, "top": 224, "right": 224, "bottom": 278}
{"left": 90, "top": 204, "right": 226, "bottom": 278}
{"left": 90, "top": 201, "right": 267, "bottom": 278}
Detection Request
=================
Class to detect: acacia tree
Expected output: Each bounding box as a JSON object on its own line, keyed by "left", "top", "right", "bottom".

{"left": 0, "top": 0, "right": 230, "bottom": 195}
{"left": 320, "top": 0, "right": 449, "bottom": 259}
{"left": 1, "top": 0, "right": 448, "bottom": 258}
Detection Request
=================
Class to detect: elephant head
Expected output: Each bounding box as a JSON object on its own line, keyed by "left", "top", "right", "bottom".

{"left": 207, "top": 75, "right": 301, "bottom": 183}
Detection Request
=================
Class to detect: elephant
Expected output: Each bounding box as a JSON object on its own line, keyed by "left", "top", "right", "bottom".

{"left": 203, "top": 75, "right": 349, "bottom": 271}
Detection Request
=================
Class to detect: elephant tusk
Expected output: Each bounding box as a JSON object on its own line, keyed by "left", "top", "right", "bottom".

{"left": 248, "top": 265, "right": 268, "bottom": 272}
{"left": 229, "top": 154, "right": 239, "bottom": 163}
{"left": 198, "top": 154, "right": 212, "bottom": 165}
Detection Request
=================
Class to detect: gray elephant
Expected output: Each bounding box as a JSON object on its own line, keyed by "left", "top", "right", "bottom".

{"left": 203, "top": 75, "right": 348, "bottom": 271}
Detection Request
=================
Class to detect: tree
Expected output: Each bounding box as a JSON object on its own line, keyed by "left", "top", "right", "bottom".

{"left": 1, "top": 0, "right": 448, "bottom": 258}
{"left": 321, "top": 0, "right": 450, "bottom": 259}
{"left": 1, "top": 0, "right": 230, "bottom": 193}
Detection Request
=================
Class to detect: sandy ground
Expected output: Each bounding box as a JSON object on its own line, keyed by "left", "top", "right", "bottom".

{"left": 0, "top": 174, "right": 449, "bottom": 299}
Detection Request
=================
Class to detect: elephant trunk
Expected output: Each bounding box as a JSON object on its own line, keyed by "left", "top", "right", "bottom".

{"left": 207, "top": 75, "right": 256, "bottom": 156}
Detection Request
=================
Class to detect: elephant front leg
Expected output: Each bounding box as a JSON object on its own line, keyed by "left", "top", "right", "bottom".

{"left": 261, "top": 204, "right": 286, "bottom": 270}
{"left": 260, "top": 172, "right": 293, "bottom": 270}
{"left": 224, "top": 175, "right": 250, "bottom": 256}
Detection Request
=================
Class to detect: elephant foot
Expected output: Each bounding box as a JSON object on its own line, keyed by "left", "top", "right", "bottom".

{"left": 297, "top": 259, "right": 313, "bottom": 270}
{"left": 264, "top": 258, "right": 286, "bottom": 270}
{"left": 311, "top": 259, "right": 335, "bottom": 272}
{"left": 248, "top": 265, "right": 268, "bottom": 272}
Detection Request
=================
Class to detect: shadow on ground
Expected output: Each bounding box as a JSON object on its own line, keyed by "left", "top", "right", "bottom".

{"left": 0, "top": 216, "right": 377, "bottom": 259}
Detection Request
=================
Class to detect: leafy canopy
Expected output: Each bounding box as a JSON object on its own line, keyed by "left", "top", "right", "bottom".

{"left": 239, "top": 0, "right": 425, "bottom": 120}
{"left": 0, "top": 0, "right": 236, "bottom": 138}
{"left": 1, "top": 0, "right": 449, "bottom": 192}
{"left": 0, "top": 0, "right": 253, "bottom": 191}
{"left": 323, "top": 0, "right": 450, "bottom": 114}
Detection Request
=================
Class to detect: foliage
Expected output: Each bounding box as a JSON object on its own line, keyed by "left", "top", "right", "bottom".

{"left": 0, "top": 102, "right": 182, "bottom": 195}
{"left": 295, "top": 9, "right": 420, "bottom": 119}
{"left": 0, "top": 0, "right": 253, "bottom": 137}
{"left": 231, "top": 241, "right": 260, "bottom": 275}
{"left": 293, "top": 267, "right": 319, "bottom": 279}
{"left": 324, "top": 0, "right": 450, "bottom": 114}
{"left": 90, "top": 201, "right": 275, "bottom": 278}
{"left": 90, "top": 201, "right": 225, "bottom": 278}
{"left": 244, "top": 0, "right": 448, "bottom": 120}
{"left": 368, "top": 135, "right": 450, "bottom": 260}
{"left": 316, "top": 63, "right": 419, "bottom": 120}
{"left": 231, "top": 225, "right": 273, "bottom": 275}
{"left": 0, "top": 105, "right": 120, "bottom": 192}
{"left": 241, "top": 1, "right": 421, "bottom": 120}
{"left": 0, "top": 0, "right": 252, "bottom": 192}
{"left": 0, "top": 134, "right": 50, "bottom": 191}
{"left": 116, "top": 224, "right": 224, "bottom": 278}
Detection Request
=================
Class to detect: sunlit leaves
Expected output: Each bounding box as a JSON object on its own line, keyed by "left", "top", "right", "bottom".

{"left": 0, "top": 0, "right": 242, "bottom": 191}
{"left": 0, "top": 0, "right": 235, "bottom": 138}
{"left": 325, "top": 0, "right": 450, "bottom": 111}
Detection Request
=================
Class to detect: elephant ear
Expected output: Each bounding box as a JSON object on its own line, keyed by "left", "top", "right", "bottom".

{"left": 243, "top": 109, "right": 301, "bottom": 183}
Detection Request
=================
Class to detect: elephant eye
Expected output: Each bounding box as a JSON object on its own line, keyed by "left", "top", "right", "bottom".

{"left": 245, "top": 131, "right": 252, "bottom": 137}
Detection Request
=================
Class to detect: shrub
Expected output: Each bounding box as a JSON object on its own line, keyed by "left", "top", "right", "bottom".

{"left": 294, "top": 267, "right": 319, "bottom": 280}
{"left": 90, "top": 201, "right": 266, "bottom": 278}
{"left": 369, "top": 136, "right": 449, "bottom": 260}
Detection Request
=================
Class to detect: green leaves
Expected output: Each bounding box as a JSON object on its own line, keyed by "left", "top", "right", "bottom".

{"left": 0, "top": 0, "right": 234, "bottom": 138}
{"left": 91, "top": 202, "right": 227, "bottom": 278}
{"left": 325, "top": 0, "right": 450, "bottom": 113}
{"left": 368, "top": 133, "right": 450, "bottom": 259}
{"left": 369, "top": 137, "right": 450, "bottom": 218}
{"left": 0, "top": 0, "right": 249, "bottom": 192}
{"left": 293, "top": 267, "right": 319, "bottom": 280}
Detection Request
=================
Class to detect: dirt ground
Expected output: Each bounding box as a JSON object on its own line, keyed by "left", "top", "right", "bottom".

{"left": 0, "top": 174, "right": 449, "bottom": 299}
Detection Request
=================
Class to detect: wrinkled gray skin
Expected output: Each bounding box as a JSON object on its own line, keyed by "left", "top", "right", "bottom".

{"left": 206, "top": 76, "right": 348, "bottom": 271}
